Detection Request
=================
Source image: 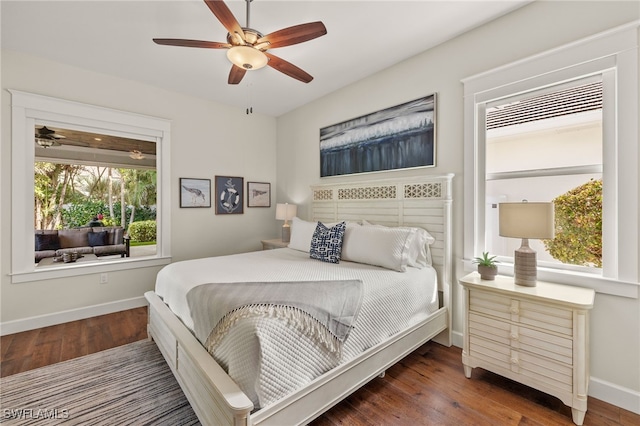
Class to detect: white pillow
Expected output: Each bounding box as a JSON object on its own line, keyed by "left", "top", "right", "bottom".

{"left": 288, "top": 217, "right": 318, "bottom": 253}
{"left": 409, "top": 228, "right": 434, "bottom": 267}
{"left": 362, "top": 220, "right": 435, "bottom": 267}
{"left": 341, "top": 225, "right": 416, "bottom": 272}
{"left": 289, "top": 218, "right": 361, "bottom": 253}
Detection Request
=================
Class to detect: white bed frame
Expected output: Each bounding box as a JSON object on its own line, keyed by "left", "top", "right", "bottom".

{"left": 145, "top": 174, "right": 454, "bottom": 425}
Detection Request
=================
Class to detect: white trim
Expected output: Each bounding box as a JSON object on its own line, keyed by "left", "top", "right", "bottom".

{"left": 451, "top": 329, "right": 464, "bottom": 349}
{"left": 589, "top": 377, "right": 640, "bottom": 415}
{"left": 461, "top": 259, "right": 639, "bottom": 299}
{"left": 11, "top": 257, "right": 171, "bottom": 284}
{"left": 0, "top": 296, "right": 148, "bottom": 336}
{"left": 9, "top": 90, "right": 172, "bottom": 283}
{"left": 463, "top": 22, "right": 639, "bottom": 296}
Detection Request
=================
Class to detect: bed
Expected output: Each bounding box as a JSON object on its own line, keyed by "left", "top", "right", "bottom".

{"left": 145, "top": 174, "right": 453, "bottom": 425}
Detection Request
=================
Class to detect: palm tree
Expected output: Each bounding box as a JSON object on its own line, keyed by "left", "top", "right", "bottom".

{"left": 119, "top": 168, "right": 157, "bottom": 227}
{"left": 34, "top": 162, "right": 82, "bottom": 229}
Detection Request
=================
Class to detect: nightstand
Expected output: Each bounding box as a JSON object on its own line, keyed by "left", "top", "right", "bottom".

{"left": 459, "top": 272, "right": 595, "bottom": 425}
{"left": 260, "top": 239, "right": 289, "bottom": 250}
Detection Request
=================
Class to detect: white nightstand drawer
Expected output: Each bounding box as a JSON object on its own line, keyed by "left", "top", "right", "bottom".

{"left": 469, "top": 335, "right": 573, "bottom": 392}
{"left": 470, "top": 290, "right": 573, "bottom": 336}
{"left": 469, "top": 312, "right": 573, "bottom": 365}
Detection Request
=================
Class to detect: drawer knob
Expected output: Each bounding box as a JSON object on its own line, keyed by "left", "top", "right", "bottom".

{"left": 510, "top": 333, "right": 519, "bottom": 340}
{"left": 510, "top": 307, "right": 519, "bottom": 314}
{"left": 511, "top": 357, "right": 519, "bottom": 365}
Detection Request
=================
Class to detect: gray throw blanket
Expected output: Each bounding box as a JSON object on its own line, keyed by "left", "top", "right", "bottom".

{"left": 186, "top": 280, "right": 364, "bottom": 355}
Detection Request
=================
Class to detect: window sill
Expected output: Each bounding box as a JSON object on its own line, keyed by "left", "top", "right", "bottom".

{"left": 11, "top": 256, "right": 171, "bottom": 284}
{"left": 461, "top": 259, "right": 638, "bottom": 299}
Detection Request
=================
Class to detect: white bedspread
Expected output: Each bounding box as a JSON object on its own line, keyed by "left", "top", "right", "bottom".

{"left": 155, "top": 248, "right": 439, "bottom": 409}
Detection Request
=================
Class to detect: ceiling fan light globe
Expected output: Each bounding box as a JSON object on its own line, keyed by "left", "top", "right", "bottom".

{"left": 36, "top": 138, "right": 55, "bottom": 148}
{"left": 227, "top": 46, "right": 268, "bottom": 70}
{"left": 129, "top": 150, "right": 145, "bottom": 160}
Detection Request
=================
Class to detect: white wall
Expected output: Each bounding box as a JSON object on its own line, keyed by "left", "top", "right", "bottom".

{"left": 1, "top": 50, "right": 278, "bottom": 323}
{"left": 276, "top": 1, "right": 640, "bottom": 411}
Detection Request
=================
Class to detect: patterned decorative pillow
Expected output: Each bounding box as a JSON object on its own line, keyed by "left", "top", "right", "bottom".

{"left": 309, "top": 221, "right": 346, "bottom": 263}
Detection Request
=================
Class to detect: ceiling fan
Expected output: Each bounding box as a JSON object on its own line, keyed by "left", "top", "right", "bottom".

{"left": 153, "top": 0, "right": 327, "bottom": 84}
{"left": 35, "top": 126, "right": 66, "bottom": 148}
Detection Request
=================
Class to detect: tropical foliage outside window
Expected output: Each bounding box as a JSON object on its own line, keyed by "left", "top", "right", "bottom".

{"left": 545, "top": 179, "right": 602, "bottom": 268}
{"left": 35, "top": 162, "right": 157, "bottom": 241}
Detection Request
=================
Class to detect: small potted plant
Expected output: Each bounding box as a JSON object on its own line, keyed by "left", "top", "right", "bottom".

{"left": 473, "top": 252, "right": 499, "bottom": 280}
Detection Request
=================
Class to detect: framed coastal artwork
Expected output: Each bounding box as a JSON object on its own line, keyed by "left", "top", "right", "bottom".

{"left": 247, "top": 182, "right": 271, "bottom": 207}
{"left": 215, "top": 176, "right": 244, "bottom": 214}
{"left": 179, "top": 178, "right": 211, "bottom": 208}
{"left": 319, "top": 94, "right": 436, "bottom": 177}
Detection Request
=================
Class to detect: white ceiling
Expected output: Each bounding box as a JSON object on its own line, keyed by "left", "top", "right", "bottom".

{"left": 2, "top": 0, "right": 530, "bottom": 117}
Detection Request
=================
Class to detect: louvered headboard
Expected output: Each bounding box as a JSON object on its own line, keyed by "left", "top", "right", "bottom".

{"left": 310, "top": 174, "right": 454, "bottom": 314}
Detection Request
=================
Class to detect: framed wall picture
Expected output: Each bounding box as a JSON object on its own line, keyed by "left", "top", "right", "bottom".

{"left": 319, "top": 94, "right": 436, "bottom": 177}
{"left": 179, "top": 178, "right": 211, "bottom": 208}
{"left": 215, "top": 176, "right": 244, "bottom": 214}
{"left": 247, "top": 182, "right": 271, "bottom": 207}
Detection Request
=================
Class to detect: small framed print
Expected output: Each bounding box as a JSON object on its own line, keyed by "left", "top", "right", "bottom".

{"left": 215, "top": 176, "right": 244, "bottom": 214}
{"left": 179, "top": 178, "right": 211, "bottom": 208}
{"left": 247, "top": 182, "right": 271, "bottom": 207}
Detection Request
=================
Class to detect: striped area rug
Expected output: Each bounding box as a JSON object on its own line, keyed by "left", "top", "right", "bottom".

{"left": 0, "top": 340, "right": 199, "bottom": 425}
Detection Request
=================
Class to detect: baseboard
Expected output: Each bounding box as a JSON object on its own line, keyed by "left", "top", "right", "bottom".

{"left": 450, "top": 330, "right": 639, "bottom": 414}
{"left": 589, "top": 376, "right": 640, "bottom": 415}
{"left": 452, "top": 329, "right": 464, "bottom": 348}
{"left": 0, "top": 296, "right": 148, "bottom": 336}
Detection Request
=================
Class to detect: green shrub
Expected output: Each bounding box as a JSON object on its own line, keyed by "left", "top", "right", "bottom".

{"left": 64, "top": 201, "right": 106, "bottom": 228}
{"left": 62, "top": 201, "right": 156, "bottom": 229}
{"left": 544, "top": 179, "right": 602, "bottom": 267}
{"left": 128, "top": 220, "right": 157, "bottom": 243}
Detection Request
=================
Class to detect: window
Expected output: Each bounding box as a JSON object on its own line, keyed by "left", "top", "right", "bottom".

{"left": 463, "top": 24, "right": 638, "bottom": 298}
{"left": 485, "top": 80, "right": 603, "bottom": 273}
{"left": 11, "top": 91, "right": 172, "bottom": 283}
{"left": 34, "top": 125, "right": 157, "bottom": 261}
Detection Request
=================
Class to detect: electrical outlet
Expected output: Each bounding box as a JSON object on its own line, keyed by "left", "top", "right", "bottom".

{"left": 100, "top": 273, "right": 108, "bottom": 284}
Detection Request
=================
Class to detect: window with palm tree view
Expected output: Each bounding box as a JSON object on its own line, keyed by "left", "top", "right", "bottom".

{"left": 34, "top": 126, "right": 156, "bottom": 266}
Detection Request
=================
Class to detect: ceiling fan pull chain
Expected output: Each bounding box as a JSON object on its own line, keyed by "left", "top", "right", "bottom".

{"left": 246, "top": 82, "right": 253, "bottom": 115}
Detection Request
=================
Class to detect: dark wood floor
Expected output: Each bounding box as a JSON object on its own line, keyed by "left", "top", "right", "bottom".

{"left": 1, "top": 308, "right": 638, "bottom": 425}
{"left": 0, "top": 307, "right": 147, "bottom": 377}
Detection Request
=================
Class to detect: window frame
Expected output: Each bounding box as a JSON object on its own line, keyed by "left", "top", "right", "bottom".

{"left": 462, "top": 23, "right": 639, "bottom": 298}
{"left": 10, "top": 90, "right": 172, "bottom": 283}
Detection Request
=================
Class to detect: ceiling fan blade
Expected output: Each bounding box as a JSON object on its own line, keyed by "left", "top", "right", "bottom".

{"left": 265, "top": 53, "right": 313, "bottom": 83}
{"left": 204, "top": 0, "right": 245, "bottom": 42}
{"left": 36, "top": 126, "right": 66, "bottom": 139}
{"left": 153, "top": 38, "right": 230, "bottom": 49}
{"left": 228, "top": 65, "right": 247, "bottom": 85}
{"left": 58, "top": 139, "right": 90, "bottom": 147}
{"left": 258, "top": 22, "right": 327, "bottom": 49}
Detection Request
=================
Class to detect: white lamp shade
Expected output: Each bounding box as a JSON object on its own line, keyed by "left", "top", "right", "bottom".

{"left": 275, "top": 203, "right": 297, "bottom": 221}
{"left": 499, "top": 202, "right": 555, "bottom": 239}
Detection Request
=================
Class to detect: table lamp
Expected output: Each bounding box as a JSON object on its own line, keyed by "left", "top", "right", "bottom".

{"left": 276, "top": 203, "right": 297, "bottom": 242}
{"left": 499, "top": 201, "right": 555, "bottom": 287}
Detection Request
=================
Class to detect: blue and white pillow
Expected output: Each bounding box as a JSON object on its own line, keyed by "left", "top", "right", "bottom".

{"left": 309, "top": 221, "right": 346, "bottom": 264}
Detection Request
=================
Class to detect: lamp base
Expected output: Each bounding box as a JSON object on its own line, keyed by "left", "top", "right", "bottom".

{"left": 281, "top": 224, "right": 291, "bottom": 243}
{"left": 514, "top": 238, "right": 537, "bottom": 287}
